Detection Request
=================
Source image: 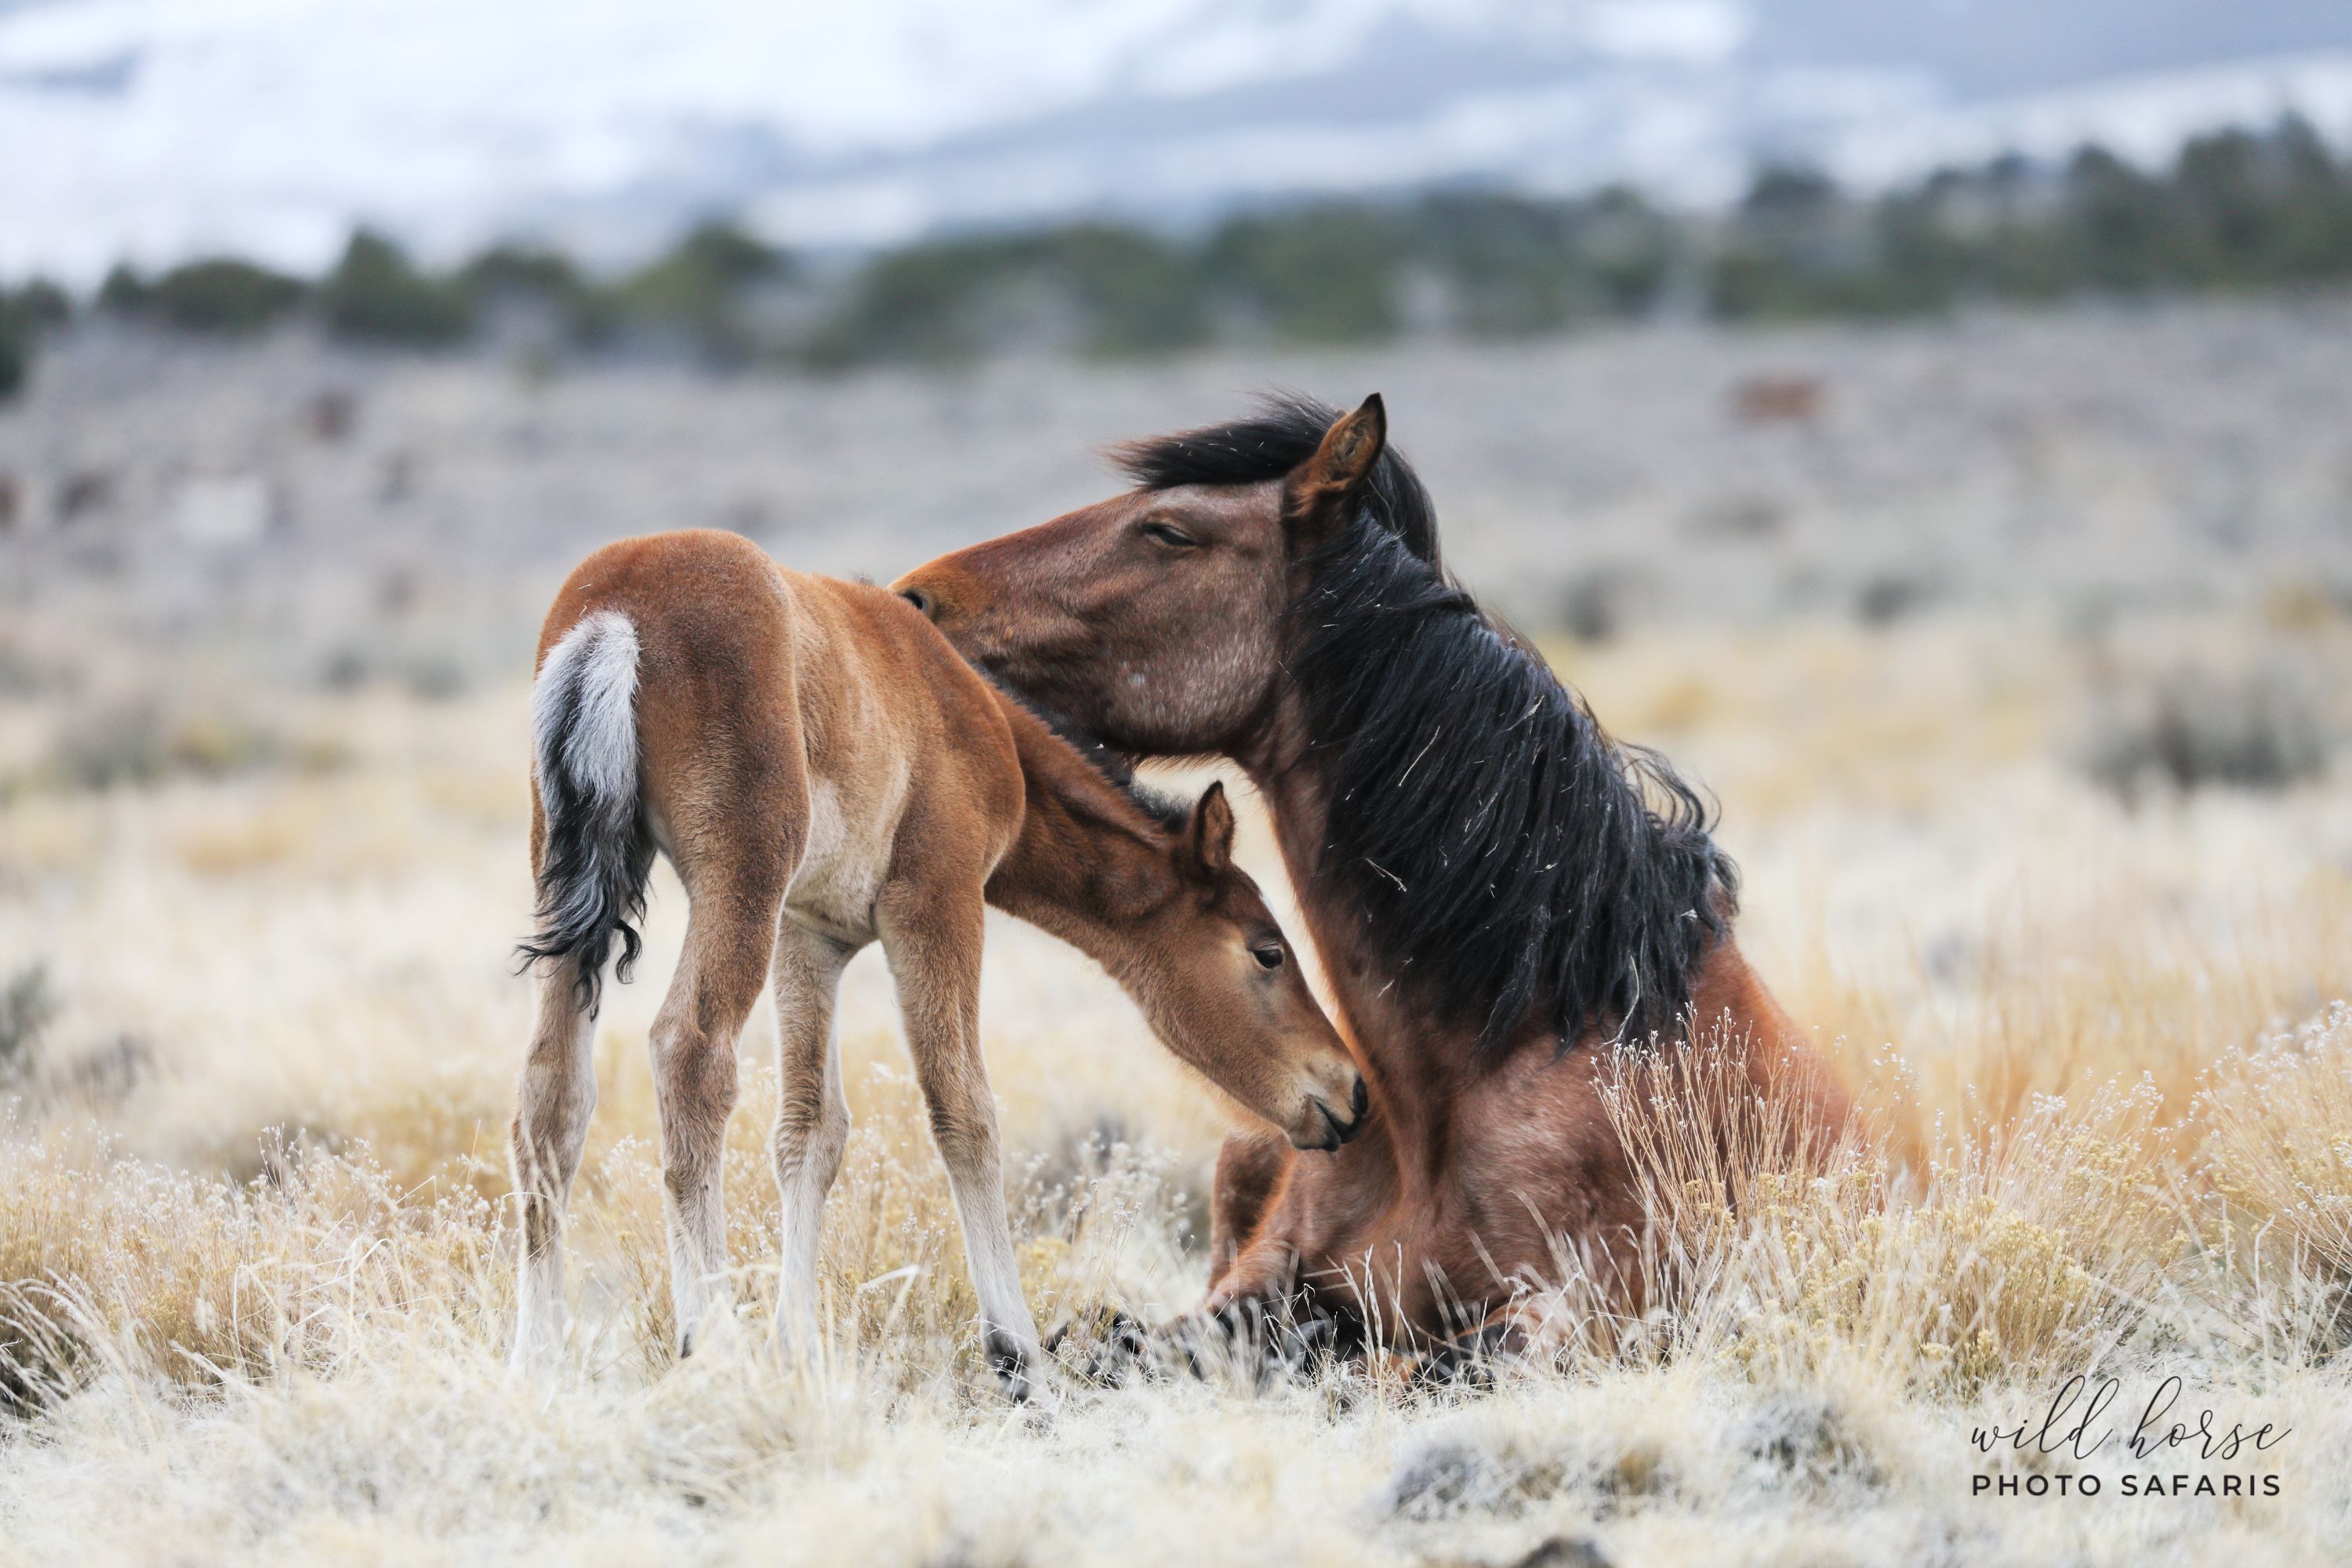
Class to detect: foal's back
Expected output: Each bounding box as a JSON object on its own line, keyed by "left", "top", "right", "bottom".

{"left": 538, "top": 528, "right": 1024, "bottom": 937}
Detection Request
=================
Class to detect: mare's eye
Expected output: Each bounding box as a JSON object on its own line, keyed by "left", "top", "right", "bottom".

{"left": 1251, "top": 944, "right": 1285, "bottom": 971}
{"left": 1141, "top": 521, "right": 1198, "bottom": 550}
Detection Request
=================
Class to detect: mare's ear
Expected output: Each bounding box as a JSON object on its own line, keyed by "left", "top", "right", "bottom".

{"left": 1185, "top": 781, "right": 1236, "bottom": 880}
{"left": 1282, "top": 394, "right": 1386, "bottom": 555}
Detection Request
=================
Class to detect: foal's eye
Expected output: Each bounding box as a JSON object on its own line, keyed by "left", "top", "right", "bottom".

{"left": 1140, "top": 521, "right": 1198, "bottom": 550}
{"left": 1251, "top": 944, "right": 1285, "bottom": 971}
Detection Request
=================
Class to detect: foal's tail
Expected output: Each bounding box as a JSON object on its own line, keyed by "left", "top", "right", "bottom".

{"left": 518, "top": 609, "right": 655, "bottom": 1014}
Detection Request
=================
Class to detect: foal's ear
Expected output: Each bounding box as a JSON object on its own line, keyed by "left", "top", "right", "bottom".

{"left": 1185, "top": 780, "right": 1237, "bottom": 880}
{"left": 1282, "top": 394, "right": 1387, "bottom": 554}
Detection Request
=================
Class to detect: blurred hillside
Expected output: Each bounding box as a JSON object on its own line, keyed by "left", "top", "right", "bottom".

{"left": 6, "top": 120, "right": 2352, "bottom": 391}
{"left": 4, "top": 293, "right": 2350, "bottom": 690}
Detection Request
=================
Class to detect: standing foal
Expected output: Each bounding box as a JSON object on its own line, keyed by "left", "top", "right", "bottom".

{"left": 510, "top": 530, "right": 1364, "bottom": 1398}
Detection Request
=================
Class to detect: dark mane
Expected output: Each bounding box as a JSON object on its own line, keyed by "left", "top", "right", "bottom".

{"left": 1112, "top": 393, "right": 1732, "bottom": 1055}
{"left": 1116, "top": 392, "right": 1443, "bottom": 568}
{"left": 1264, "top": 409, "right": 1733, "bottom": 1059}
{"left": 984, "top": 673, "right": 1191, "bottom": 833}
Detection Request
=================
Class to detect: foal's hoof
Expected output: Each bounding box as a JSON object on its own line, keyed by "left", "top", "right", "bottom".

{"left": 984, "top": 1329, "right": 1061, "bottom": 1412}
{"left": 674, "top": 1306, "right": 750, "bottom": 1367}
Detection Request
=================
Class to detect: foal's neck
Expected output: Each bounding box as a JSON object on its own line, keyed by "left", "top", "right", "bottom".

{"left": 982, "top": 694, "right": 1174, "bottom": 967}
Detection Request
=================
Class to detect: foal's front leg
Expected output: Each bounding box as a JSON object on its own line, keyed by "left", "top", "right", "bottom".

{"left": 877, "top": 884, "right": 1052, "bottom": 1405}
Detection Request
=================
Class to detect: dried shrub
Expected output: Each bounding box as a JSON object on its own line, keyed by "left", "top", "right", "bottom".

{"left": 0, "top": 964, "right": 56, "bottom": 1086}
{"left": 2197, "top": 1004, "right": 2352, "bottom": 1347}
{"left": 47, "top": 698, "right": 291, "bottom": 790}
{"left": 0, "top": 1127, "right": 506, "bottom": 1414}
{"left": 2081, "top": 662, "right": 2333, "bottom": 800}
{"left": 1542, "top": 1031, "right": 2176, "bottom": 1393}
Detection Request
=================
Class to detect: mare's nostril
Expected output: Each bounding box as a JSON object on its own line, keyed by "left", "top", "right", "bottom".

{"left": 898, "top": 587, "right": 934, "bottom": 617}
{"left": 1350, "top": 1075, "right": 1369, "bottom": 1122}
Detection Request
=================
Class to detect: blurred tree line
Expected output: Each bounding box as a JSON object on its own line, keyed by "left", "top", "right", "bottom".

{"left": 2, "top": 118, "right": 2349, "bottom": 397}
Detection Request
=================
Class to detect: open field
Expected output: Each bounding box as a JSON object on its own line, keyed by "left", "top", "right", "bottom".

{"left": 4, "top": 303, "right": 2352, "bottom": 1565}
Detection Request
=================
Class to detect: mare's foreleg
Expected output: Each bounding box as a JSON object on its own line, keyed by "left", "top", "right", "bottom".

{"left": 1207, "top": 1124, "right": 1294, "bottom": 1283}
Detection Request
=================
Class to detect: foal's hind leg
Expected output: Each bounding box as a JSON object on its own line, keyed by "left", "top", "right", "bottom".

{"left": 770, "top": 919, "right": 861, "bottom": 1361}
{"left": 877, "top": 882, "right": 1051, "bottom": 1404}
{"left": 510, "top": 964, "right": 597, "bottom": 1370}
{"left": 648, "top": 863, "right": 789, "bottom": 1359}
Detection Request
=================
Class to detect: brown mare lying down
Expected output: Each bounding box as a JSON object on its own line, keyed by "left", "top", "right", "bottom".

{"left": 896, "top": 396, "right": 1853, "bottom": 1365}
{"left": 510, "top": 529, "right": 1363, "bottom": 1398}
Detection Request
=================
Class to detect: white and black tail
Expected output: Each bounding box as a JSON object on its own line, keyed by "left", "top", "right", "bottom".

{"left": 517, "top": 611, "right": 654, "bottom": 1014}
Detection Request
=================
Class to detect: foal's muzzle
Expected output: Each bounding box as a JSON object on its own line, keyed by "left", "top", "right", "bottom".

{"left": 1312, "top": 1075, "right": 1371, "bottom": 1152}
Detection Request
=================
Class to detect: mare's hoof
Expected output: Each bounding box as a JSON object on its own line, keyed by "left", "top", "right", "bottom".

{"left": 1414, "top": 1320, "right": 1519, "bottom": 1388}
{"left": 1265, "top": 1312, "right": 1338, "bottom": 1381}
{"left": 1044, "top": 1302, "right": 1339, "bottom": 1390}
{"left": 1167, "top": 1301, "right": 1334, "bottom": 1389}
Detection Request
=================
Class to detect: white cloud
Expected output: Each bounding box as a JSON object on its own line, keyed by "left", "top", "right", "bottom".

{"left": 1584, "top": 1, "right": 1749, "bottom": 67}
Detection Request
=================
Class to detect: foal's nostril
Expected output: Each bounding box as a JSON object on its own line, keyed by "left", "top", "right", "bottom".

{"left": 1350, "top": 1075, "right": 1369, "bottom": 1123}
{"left": 898, "top": 586, "right": 935, "bottom": 617}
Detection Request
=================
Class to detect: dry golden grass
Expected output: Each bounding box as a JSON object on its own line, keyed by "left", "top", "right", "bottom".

{"left": 2, "top": 612, "right": 2350, "bottom": 1566}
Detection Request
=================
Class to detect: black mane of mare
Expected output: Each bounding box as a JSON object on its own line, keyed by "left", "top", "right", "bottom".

{"left": 1118, "top": 394, "right": 1736, "bottom": 1059}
